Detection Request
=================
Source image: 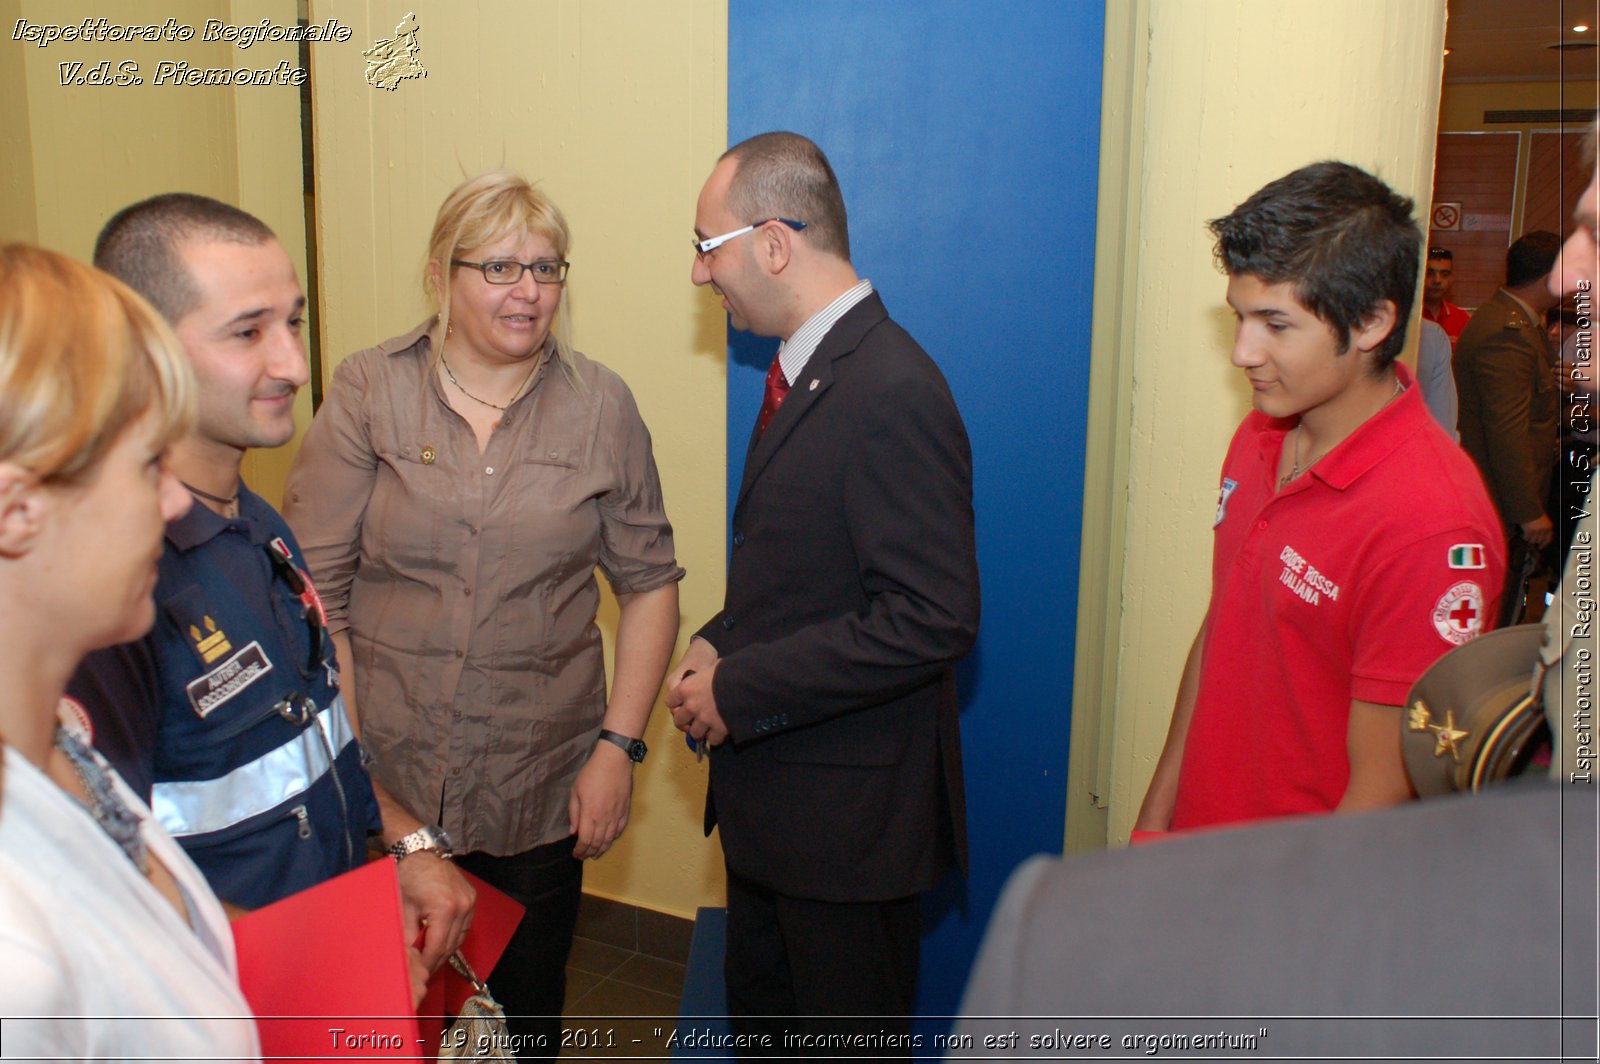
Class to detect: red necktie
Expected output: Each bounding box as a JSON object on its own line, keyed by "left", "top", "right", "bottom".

{"left": 757, "top": 354, "right": 791, "bottom": 436}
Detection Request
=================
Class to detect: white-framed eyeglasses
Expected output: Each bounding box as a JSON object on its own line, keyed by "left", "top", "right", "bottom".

{"left": 693, "top": 217, "right": 807, "bottom": 258}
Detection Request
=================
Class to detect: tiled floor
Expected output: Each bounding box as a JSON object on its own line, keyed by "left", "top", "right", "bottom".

{"left": 560, "top": 895, "right": 692, "bottom": 1060}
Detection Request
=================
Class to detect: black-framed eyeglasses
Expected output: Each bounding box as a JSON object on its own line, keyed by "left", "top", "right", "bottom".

{"left": 693, "top": 218, "right": 807, "bottom": 258}
{"left": 452, "top": 258, "right": 570, "bottom": 285}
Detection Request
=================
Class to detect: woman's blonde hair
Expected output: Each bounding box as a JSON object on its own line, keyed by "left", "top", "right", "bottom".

{"left": 0, "top": 244, "right": 195, "bottom": 485}
{"left": 425, "top": 169, "right": 579, "bottom": 385}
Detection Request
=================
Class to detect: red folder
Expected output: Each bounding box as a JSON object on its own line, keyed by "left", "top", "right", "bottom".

{"left": 232, "top": 861, "right": 524, "bottom": 1060}
{"left": 232, "top": 859, "right": 418, "bottom": 1058}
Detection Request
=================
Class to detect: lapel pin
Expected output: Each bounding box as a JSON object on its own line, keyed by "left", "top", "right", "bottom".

{"left": 809, "top": 380, "right": 819, "bottom": 391}
{"left": 420, "top": 446, "right": 437, "bottom": 465}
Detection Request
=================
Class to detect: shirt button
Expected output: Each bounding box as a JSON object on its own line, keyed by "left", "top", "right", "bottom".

{"left": 721, "top": 616, "right": 735, "bottom": 631}
{"left": 455, "top": 649, "right": 465, "bottom": 658}
{"left": 1257, "top": 520, "right": 1268, "bottom": 530}
{"left": 733, "top": 532, "right": 746, "bottom": 547}
{"left": 485, "top": 466, "right": 495, "bottom": 475}
{"left": 463, "top": 587, "right": 473, "bottom": 597}
{"left": 468, "top": 526, "right": 479, "bottom": 536}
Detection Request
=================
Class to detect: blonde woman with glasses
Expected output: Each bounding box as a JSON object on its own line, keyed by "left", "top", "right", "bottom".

{"left": 286, "top": 170, "right": 681, "bottom": 1061}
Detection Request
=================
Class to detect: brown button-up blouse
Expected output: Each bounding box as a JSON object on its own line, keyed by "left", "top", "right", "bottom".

{"left": 283, "top": 320, "right": 683, "bottom": 855}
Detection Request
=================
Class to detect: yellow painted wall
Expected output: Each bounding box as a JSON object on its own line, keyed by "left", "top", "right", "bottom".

{"left": 307, "top": 1, "right": 728, "bottom": 918}
{"left": 1083, "top": 0, "right": 1449, "bottom": 845}
{"left": 1439, "top": 80, "right": 1600, "bottom": 133}
{"left": 0, "top": 0, "right": 313, "bottom": 502}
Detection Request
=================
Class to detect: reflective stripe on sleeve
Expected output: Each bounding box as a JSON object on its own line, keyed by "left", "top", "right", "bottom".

{"left": 152, "top": 695, "right": 357, "bottom": 839}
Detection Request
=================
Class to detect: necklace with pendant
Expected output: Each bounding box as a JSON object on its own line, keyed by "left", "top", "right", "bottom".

{"left": 1278, "top": 376, "right": 1404, "bottom": 490}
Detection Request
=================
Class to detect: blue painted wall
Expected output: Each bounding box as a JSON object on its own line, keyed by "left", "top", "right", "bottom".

{"left": 725, "top": 0, "right": 1104, "bottom": 1027}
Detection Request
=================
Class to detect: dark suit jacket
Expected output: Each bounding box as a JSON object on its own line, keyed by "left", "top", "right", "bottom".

{"left": 696, "top": 292, "right": 979, "bottom": 903}
{"left": 1454, "top": 288, "right": 1560, "bottom": 527}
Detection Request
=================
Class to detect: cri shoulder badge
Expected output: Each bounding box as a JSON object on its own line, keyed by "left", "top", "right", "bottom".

{"left": 1214, "top": 477, "right": 1239, "bottom": 528}
{"left": 1448, "top": 543, "right": 1486, "bottom": 569}
{"left": 1432, "top": 581, "right": 1485, "bottom": 645}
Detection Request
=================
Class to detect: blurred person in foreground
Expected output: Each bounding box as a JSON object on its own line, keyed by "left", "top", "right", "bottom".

{"left": 285, "top": 170, "right": 682, "bottom": 1061}
{"left": 0, "top": 243, "right": 260, "bottom": 1058}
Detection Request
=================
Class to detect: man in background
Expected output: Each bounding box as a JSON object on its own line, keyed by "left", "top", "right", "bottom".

{"left": 1453, "top": 230, "right": 1563, "bottom": 622}
{"left": 1423, "top": 245, "right": 1471, "bottom": 344}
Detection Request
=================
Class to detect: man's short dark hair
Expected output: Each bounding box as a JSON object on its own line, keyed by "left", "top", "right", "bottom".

{"left": 1505, "top": 230, "right": 1562, "bottom": 289}
{"left": 1428, "top": 246, "right": 1454, "bottom": 264}
{"left": 721, "top": 132, "right": 851, "bottom": 259}
{"left": 1208, "top": 161, "right": 1420, "bottom": 369}
{"left": 94, "top": 193, "right": 275, "bottom": 324}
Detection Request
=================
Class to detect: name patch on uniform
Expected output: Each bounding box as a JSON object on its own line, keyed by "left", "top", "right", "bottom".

{"left": 1448, "top": 543, "right": 1487, "bottom": 569}
{"left": 1432, "top": 582, "right": 1486, "bottom": 645}
{"left": 1214, "top": 477, "right": 1239, "bottom": 528}
{"left": 185, "top": 640, "right": 274, "bottom": 718}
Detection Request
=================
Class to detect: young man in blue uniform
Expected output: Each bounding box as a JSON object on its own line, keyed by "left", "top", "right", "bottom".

{"left": 67, "top": 195, "right": 473, "bottom": 972}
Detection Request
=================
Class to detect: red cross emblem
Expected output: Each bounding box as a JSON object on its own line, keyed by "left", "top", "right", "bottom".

{"left": 1432, "top": 582, "right": 1485, "bottom": 646}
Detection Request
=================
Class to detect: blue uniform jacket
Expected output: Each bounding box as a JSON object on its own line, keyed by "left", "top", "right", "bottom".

{"left": 69, "top": 488, "right": 380, "bottom": 908}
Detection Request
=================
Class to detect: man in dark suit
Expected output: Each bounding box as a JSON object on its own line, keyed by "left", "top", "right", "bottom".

{"left": 1454, "top": 230, "right": 1563, "bottom": 622}
{"left": 666, "top": 131, "right": 979, "bottom": 1051}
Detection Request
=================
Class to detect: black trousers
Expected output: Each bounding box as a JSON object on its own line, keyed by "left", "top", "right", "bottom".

{"left": 455, "top": 836, "right": 582, "bottom": 1064}
{"left": 723, "top": 866, "right": 922, "bottom": 1062}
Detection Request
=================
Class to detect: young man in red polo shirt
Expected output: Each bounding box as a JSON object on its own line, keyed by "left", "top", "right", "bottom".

{"left": 1135, "top": 162, "right": 1507, "bottom": 835}
{"left": 1423, "top": 246, "right": 1471, "bottom": 345}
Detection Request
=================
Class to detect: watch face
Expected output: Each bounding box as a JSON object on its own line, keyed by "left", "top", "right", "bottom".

{"left": 628, "top": 739, "right": 647, "bottom": 763}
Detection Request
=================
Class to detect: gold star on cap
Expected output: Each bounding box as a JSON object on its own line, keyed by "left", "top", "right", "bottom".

{"left": 1431, "top": 709, "right": 1469, "bottom": 761}
{"left": 1409, "top": 701, "right": 1469, "bottom": 762}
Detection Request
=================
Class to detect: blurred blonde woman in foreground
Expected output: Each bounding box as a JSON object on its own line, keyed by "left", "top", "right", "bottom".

{"left": 0, "top": 244, "right": 260, "bottom": 1059}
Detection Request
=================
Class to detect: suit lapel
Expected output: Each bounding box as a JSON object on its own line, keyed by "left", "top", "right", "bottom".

{"left": 735, "top": 293, "right": 888, "bottom": 512}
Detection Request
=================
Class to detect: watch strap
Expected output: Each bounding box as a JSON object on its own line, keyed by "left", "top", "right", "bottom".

{"left": 597, "top": 728, "right": 647, "bottom": 763}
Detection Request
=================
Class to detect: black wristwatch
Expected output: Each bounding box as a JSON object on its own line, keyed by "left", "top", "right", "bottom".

{"left": 598, "top": 729, "right": 648, "bottom": 763}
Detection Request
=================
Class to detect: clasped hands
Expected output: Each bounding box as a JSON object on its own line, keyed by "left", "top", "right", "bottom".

{"left": 664, "top": 637, "right": 729, "bottom": 749}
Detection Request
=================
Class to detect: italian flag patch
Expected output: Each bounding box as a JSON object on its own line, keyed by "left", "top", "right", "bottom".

{"left": 1448, "top": 544, "right": 1486, "bottom": 570}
